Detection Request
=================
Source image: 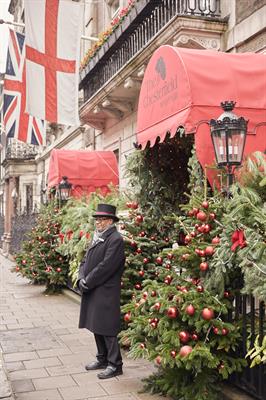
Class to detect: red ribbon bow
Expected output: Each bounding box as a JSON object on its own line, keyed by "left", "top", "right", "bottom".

{"left": 59, "top": 233, "right": 65, "bottom": 244}
{"left": 231, "top": 229, "right": 247, "bottom": 252}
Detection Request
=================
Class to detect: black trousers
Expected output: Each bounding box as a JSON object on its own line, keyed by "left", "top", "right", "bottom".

{"left": 94, "top": 334, "right": 122, "bottom": 368}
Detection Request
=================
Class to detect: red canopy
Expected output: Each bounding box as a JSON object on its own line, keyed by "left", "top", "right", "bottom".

{"left": 48, "top": 149, "right": 119, "bottom": 196}
{"left": 137, "top": 46, "right": 266, "bottom": 177}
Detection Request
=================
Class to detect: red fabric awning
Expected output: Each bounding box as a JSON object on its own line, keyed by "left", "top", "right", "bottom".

{"left": 48, "top": 149, "right": 119, "bottom": 196}
{"left": 137, "top": 46, "right": 266, "bottom": 175}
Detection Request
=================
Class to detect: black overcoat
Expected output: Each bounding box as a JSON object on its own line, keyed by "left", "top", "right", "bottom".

{"left": 77, "top": 226, "right": 125, "bottom": 336}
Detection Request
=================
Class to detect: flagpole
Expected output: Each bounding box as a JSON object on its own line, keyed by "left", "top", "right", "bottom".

{"left": 0, "top": 19, "right": 98, "bottom": 42}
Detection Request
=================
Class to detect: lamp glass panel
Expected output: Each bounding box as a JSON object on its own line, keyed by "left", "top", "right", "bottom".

{"left": 213, "top": 130, "right": 227, "bottom": 164}
{"left": 229, "top": 130, "right": 245, "bottom": 163}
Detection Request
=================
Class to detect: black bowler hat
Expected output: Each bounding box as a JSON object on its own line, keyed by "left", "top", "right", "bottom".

{"left": 92, "top": 203, "right": 119, "bottom": 222}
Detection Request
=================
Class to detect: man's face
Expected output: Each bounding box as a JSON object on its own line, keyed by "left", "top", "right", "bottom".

{"left": 94, "top": 217, "right": 113, "bottom": 232}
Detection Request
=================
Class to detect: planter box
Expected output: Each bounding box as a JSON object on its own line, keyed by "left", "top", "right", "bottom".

{"left": 121, "top": 17, "right": 130, "bottom": 32}
{"left": 108, "top": 33, "right": 116, "bottom": 47}
{"left": 115, "top": 25, "right": 123, "bottom": 40}
{"left": 98, "top": 47, "right": 105, "bottom": 59}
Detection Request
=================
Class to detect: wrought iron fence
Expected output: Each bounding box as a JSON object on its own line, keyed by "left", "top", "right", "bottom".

{"left": 230, "top": 294, "right": 266, "bottom": 400}
{"left": 81, "top": 0, "right": 222, "bottom": 101}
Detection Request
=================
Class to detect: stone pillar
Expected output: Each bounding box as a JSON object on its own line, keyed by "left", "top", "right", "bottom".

{"left": 2, "top": 177, "right": 16, "bottom": 256}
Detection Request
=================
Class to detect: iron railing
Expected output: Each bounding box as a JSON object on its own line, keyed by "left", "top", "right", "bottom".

{"left": 230, "top": 294, "right": 266, "bottom": 400}
{"left": 80, "top": 0, "right": 222, "bottom": 101}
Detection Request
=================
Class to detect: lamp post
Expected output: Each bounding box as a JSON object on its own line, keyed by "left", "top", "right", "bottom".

{"left": 57, "top": 176, "right": 72, "bottom": 207}
{"left": 210, "top": 101, "right": 248, "bottom": 191}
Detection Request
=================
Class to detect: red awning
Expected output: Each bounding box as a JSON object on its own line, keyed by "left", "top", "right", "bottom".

{"left": 137, "top": 46, "right": 266, "bottom": 173}
{"left": 48, "top": 149, "right": 119, "bottom": 196}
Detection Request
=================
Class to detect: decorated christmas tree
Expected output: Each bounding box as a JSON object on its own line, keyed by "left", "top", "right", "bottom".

{"left": 14, "top": 201, "right": 69, "bottom": 293}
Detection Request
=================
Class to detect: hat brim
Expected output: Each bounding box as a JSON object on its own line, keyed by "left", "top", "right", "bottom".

{"left": 92, "top": 212, "right": 119, "bottom": 222}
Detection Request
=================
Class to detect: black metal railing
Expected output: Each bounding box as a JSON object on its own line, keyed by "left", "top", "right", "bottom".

{"left": 80, "top": 0, "right": 222, "bottom": 101}
{"left": 230, "top": 294, "right": 266, "bottom": 400}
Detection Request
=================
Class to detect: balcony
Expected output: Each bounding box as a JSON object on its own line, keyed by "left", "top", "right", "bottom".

{"left": 4, "top": 139, "right": 39, "bottom": 162}
{"left": 79, "top": 0, "right": 223, "bottom": 104}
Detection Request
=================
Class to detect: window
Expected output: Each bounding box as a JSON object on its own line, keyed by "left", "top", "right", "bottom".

{"left": 106, "top": 0, "right": 120, "bottom": 17}
{"left": 113, "top": 148, "right": 119, "bottom": 166}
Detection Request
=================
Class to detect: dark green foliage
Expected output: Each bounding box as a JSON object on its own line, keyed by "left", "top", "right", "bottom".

{"left": 13, "top": 202, "right": 69, "bottom": 293}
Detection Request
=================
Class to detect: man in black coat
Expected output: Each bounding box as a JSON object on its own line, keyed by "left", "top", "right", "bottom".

{"left": 77, "top": 203, "right": 125, "bottom": 379}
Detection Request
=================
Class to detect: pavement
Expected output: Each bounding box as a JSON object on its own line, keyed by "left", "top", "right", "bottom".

{"left": 0, "top": 253, "right": 167, "bottom": 400}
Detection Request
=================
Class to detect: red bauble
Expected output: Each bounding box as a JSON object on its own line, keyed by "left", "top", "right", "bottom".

{"left": 126, "top": 202, "right": 132, "bottom": 208}
{"left": 204, "top": 224, "right": 211, "bottom": 233}
{"left": 184, "top": 235, "right": 192, "bottom": 244}
{"left": 154, "top": 302, "right": 161, "bottom": 310}
{"left": 22, "top": 259, "right": 27, "bottom": 265}
{"left": 181, "top": 253, "right": 190, "bottom": 261}
{"left": 156, "top": 256, "right": 163, "bottom": 265}
{"left": 56, "top": 268, "right": 61, "bottom": 272}
{"left": 179, "top": 331, "right": 190, "bottom": 344}
{"left": 136, "top": 248, "right": 142, "bottom": 254}
{"left": 135, "top": 283, "right": 142, "bottom": 290}
{"left": 15, "top": 266, "right": 20, "bottom": 271}
{"left": 138, "top": 270, "right": 145, "bottom": 277}
{"left": 179, "top": 345, "right": 192, "bottom": 357}
{"left": 212, "top": 236, "right": 220, "bottom": 244}
{"left": 150, "top": 321, "right": 158, "bottom": 329}
{"left": 139, "top": 343, "right": 145, "bottom": 349}
{"left": 143, "top": 258, "right": 149, "bottom": 264}
{"left": 188, "top": 210, "right": 194, "bottom": 217}
{"left": 135, "top": 215, "right": 144, "bottom": 224}
{"left": 180, "top": 286, "right": 188, "bottom": 293}
{"left": 197, "top": 285, "right": 204, "bottom": 293}
{"left": 192, "top": 207, "right": 199, "bottom": 216}
{"left": 199, "top": 249, "right": 206, "bottom": 257}
{"left": 224, "top": 291, "right": 230, "bottom": 298}
{"left": 190, "top": 231, "right": 197, "bottom": 238}
{"left": 131, "top": 202, "right": 139, "bottom": 209}
{"left": 205, "top": 246, "right": 215, "bottom": 256}
{"left": 222, "top": 328, "right": 229, "bottom": 336}
{"left": 139, "top": 231, "right": 146, "bottom": 237}
{"left": 124, "top": 312, "right": 131, "bottom": 322}
{"left": 196, "top": 211, "right": 207, "bottom": 221}
{"left": 186, "top": 304, "right": 195, "bottom": 316}
{"left": 151, "top": 290, "right": 157, "bottom": 297}
{"left": 213, "top": 327, "right": 219, "bottom": 335}
{"left": 150, "top": 236, "right": 156, "bottom": 241}
{"left": 209, "top": 212, "right": 216, "bottom": 220}
{"left": 170, "top": 350, "right": 177, "bottom": 358}
{"left": 195, "top": 249, "right": 201, "bottom": 256}
{"left": 164, "top": 237, "right": 169, "bottom": 242}
{"left": 201, "top": 307, "right": 214, "bottom": 320}
{"left": 142, "top": 291, "right": 148, "bottom": 299}
{"left": 130, "top": 241, "right": 137, "bottom": 248}
{"left": 191, "top": 333, "right": 199, "bottom": 341}
{"left": 155, "top": 355, "right": 162, "bottom": 365}
{"left": 202, "top": 201, "right": 209, "bottom": 209}
{"left": 167, "top": 253, "right": 174, "bottom": 260}
{"left": 200, "top": 262, "right": 209, "bottom": 272}
{"left": 167, "top": 307, "right": 178, "bottom": 319}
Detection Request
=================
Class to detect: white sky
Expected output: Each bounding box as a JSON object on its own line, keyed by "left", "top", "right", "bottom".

{"left": 0, "top": 0, "right": 14, "bottom": 73}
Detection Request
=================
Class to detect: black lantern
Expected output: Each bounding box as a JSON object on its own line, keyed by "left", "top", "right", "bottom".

{"left": 210, "top": 101, "right": 248, "bottom": 187}
{"left": 57, "top": 176, "right": 72, "bottom": 203}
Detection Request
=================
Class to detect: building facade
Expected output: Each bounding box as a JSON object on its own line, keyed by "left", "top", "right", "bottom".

{"left": 0, "top": 0, "right": 266, "bottom": 254}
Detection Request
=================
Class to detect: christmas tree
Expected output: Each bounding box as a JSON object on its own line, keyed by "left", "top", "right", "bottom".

{"left": 13, "top": 202, "right": 69, "bottom": 293}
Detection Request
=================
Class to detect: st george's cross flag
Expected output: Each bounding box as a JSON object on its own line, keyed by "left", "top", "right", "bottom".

{"left": 3, "top": 29, "right": 45, "bottom": 145}
{"left": 24, "top": 0, "right": 83, "bottom": 126}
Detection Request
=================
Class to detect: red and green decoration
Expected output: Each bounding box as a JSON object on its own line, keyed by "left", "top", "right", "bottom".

{"left": 13, "top": 201, "right": 69, "bottom": 293}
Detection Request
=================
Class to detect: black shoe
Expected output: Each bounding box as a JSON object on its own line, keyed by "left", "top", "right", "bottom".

{"left": 97, "top": 365, "right": 123, "bottom": 379}
{"left": 85, "top": 360, "right": 108, "bottom": 371}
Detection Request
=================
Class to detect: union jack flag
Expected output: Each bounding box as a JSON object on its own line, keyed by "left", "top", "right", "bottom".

{"left": 3, "top": 29, "right": 45, "bottom": 145}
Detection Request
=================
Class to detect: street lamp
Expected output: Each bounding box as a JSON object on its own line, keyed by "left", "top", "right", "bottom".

{"left": 210, "top": 101, "right": 248, "bottom": 190}
{"left": 57, "top": 176, "right": 72, "bottom": 204}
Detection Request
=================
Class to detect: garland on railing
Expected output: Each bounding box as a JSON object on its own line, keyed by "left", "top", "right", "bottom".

{"left": 80, "top": 0, "right": 137, "bottom": 71}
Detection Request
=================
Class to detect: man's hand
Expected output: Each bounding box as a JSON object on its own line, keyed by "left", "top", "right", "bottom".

{"left": 79, "top": 279, "right": 89, "bottom": 293}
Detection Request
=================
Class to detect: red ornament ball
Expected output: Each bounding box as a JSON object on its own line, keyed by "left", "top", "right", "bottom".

{"left": 191, "top": 333, "right": 199, "bottom": 341}
{"left": 170, "top": 350, "right": 177, "bottom": 358}
{"left": 202, "top": 201, "right": 209, "bottom": 209}
{"left": 138, "top": 270, "right": 145, "bottom": 277}
{"left": 135, "top": 215, "right": 144, "bottom": 224}
{"left": 209, "top": 212, "right": 216, "bottom": 220}
{"left": 213, "top": 327, "right": 219, "bottom": 335}
{"left": 135, "top": 283, "right": 142, "bottom": 290}
{"left": 224, "top": 291, "right": 230, "bottom": 298}
{"left": 156, "top": 256, "right": 163, "bottom": 265}
{"left": 124, "top": 312, "right": 131, "bottom": 322}
{"left": 131, "top": 202, "right": 139, "bottom": 209}
{"left": 201, "top": 308, "right": 214, "bottom": 320}
{"left": 179, "top": 331, "right": 190, "bottom": 344}
{"left": 167, "top": 253, "right": 174, "bottom": 260}
{"left": 139, "top": 343, "right": 145, "bottom": 349}
{"left": 155, "top": 355, "right": 162, "bottom": 365}
{"left": 205, "top": 246, "right": 215, "bottom": 256}
{"left": 196, "top": 211, "right": 207, "bottom": 222}
{"left": 200, "top": 262, "right": 209, "bottom": 272}
{"left": 151, "top": 290, "right": 157, "bottom": 297}
{"left": 197, "top": 285, "right": 204, "bottom": 293}
{"left": 167, "top": 307, "right": 178, "bottom": 319}
{"left": 142, "top": 291, "right": 148, "bottom": 299}
{"left": 222, "top": 328, "right": 229, "bottom": 336}
{"left": 186, "top": 304, "right": 195, "bottom": 316}
{"left": 143, "top": 258, "right": 149, "bottom": 264}
{"left": 212, "top": 236, "right": 220, "bottom": 244}
{"left": 179, "top": 345, "right": 192, "bottom": 357}
{"left": 56, "top": 268, "right": 61, "bottom": 272}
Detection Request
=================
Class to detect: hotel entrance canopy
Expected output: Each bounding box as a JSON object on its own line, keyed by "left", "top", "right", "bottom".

{"left": 137, "top": 46, "right": 266, "bottom": 172}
